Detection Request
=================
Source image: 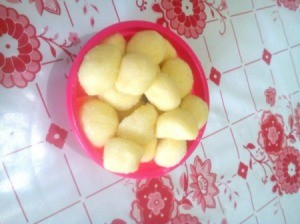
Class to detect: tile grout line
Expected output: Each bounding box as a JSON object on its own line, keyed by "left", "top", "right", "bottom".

{"left": 86, "top": 178, "right": 125, "bottom": 199}
{"left": 111, "top": 0, "right": 120, "bottom": 22}
{"left": 35, "top": 83, "right": 51, "bottom": 118}
{"left": 33, "top": 200, "right": 81, "bottom": 224}
{"left": 2, "top": 162, "right": 29, "bottom": 223}
{"left": 82, "top": 202, "right": 93, "bottom": 224}
{"left": 64, "top": 154, "right": 82, "bottom": 197}
{"left": 3, "top": 141, "right": 43, "bottom": 157}
{"left": 64, "top": 1, "right": 74, "bottom": 27}
{"left": 41, "top": 58, "right": 64, "bottom": 65}
{"left": 219, "top": 90, "right": 230, "bottom": 123}
{"left": 243, "top": 68, "right": 258, "bottom": 112}
{"left": 229, "top": 127, "right": 241, "bottom": 159}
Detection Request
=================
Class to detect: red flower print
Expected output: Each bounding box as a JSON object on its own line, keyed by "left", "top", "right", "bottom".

{"left": 294, "top": 103, "right": 300, "bottom": 139}
{"left": 209, "top": 67, "right": 221, "bottom": 86}
{"left": 68, "top": 32, "right": 81, "bottom": 46}
{"left": 161, "top": 0, "right": 207, "bottom": 39}
{"left": 169, "top": 213, "right": 201, "bottom": 224}
{"left": 0, "top": 5, "right": 42, "bottom": 88}
{"left": 258, "top": 111, "right": 285, "bottom": 155}
{"left": 237, "top": 162, "right": 248, "bottom": 179}
{"left": 189, "top": 157, "right": 219, "bottom": 212}
{"left": 277, "top": 0, "right": 300, "bottom": 11}
{"left": 275, "top": 146, "right": 300, "bottom": 194}
{"left": 130, "top": 176, "right": 178, "bottom": 224}
{"left": 147, "top": 192, "right": 165, "bottom": 215}
{"left": 264, "top": 87, "right": 276, "bottom": 107}
{"left": 46, "top": 123, "right": 68, "bottom": 149}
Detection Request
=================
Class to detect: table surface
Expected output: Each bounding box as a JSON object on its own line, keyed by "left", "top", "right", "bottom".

{"left": 1, "top": 0, "right": 300, "bottom": 223}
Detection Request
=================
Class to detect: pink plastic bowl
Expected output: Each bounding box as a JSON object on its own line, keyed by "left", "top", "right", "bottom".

{"left": 66, "top": 21, "right": 209, "bottom": 179}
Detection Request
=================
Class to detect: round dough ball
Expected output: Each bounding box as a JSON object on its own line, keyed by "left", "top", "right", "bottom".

{"left": 104, "top": 137, "right": 144, "bottom": 174}
{"left": 127, "top": 30, "right": 166, "bottom": 64}
{"left": 145, "top": 73, "right": 181, "bottom": 111}
{"left": 155, "top": 138, "right": 186, "bottom": 168}
{"left": 78, "top": 44, "right": 122, "bottom": 95}
{"left": 102, "top": 33, "right": 126, "bottom": 55}
{"left": 181, "top": 94, "right": 208, "bottom": 129}
{"left": 115, "top": 53, "right": 158, "bottom": 95}
{"left": 79, "top": 98, "right": 119, "bottom": 147}
{"left": 163, "top": 39, "right": 177, "bottom": 62}
{"left": 162, "top": 58, "right": 194, "bottom": 98}
{"left": 99, "top": 86, "right": 141, "bottom": 111}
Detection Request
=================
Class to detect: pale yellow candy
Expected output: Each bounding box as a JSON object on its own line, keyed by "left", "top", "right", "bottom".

{"left": 104, "top": 137, "right": 144, "bottom": 173}
{"left": 163, "top": 39, "right": 177, "bottom": 62}
{"left": 117, "top": 104, "right": 158, "bottom": 145}
{"left": 102, "top": 33, "right": 126, "bottom": 55}
{"left": 98, "top": 86, "right": 141, "bottom": 111}
{"left": 78, "top": 44, "right": 122, "bottom": 95}
{"left": 155, "top": 139, "right": 186, "bottom": 167}
{"left": 181, "top": 94, "right": 208, "bottom": 129}
{"left": 162, "top": 58, "right": 193, "bottom": 98}
{"left": 145, "top": 72, "right": 181, "bottom": 111}
{"left": 79, "top": 99, "right": 119, "bottom": 147}
{"left": 117, "top": 99, "right": 146, "bottom": 121}
{"left": 156, "top": 108, "right": 198, "bottom": 140}
{"left": 115, "top": 53, "right": 158, "bottom": 95}
{"left": 127, "top": 30, "right": 166, "bottom": 64}
{"left": 141, "top": 138, "right": 157, "bottom": 163}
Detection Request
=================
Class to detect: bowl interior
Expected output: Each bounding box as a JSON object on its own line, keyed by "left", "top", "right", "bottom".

{"left": 67, "top": 21, "right": 209, "bottom": 179}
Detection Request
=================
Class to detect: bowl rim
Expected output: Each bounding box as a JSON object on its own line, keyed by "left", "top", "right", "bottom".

{"left": 66, "top": 20, "right": 209, "bottom": 179}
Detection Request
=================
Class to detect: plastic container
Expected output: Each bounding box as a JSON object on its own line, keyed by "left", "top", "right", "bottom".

{"left": 66, "top": 21, "right": 209, "bottom": 179}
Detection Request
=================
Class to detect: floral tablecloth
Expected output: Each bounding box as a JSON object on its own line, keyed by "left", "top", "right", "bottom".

{"left": 1, "top": 0, "right": 300, "bottom": 223}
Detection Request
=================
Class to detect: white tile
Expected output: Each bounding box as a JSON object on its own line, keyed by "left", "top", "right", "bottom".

{"left": 85, "top": 179, "right": 133, "bottom": 223}
{"left": 252, "top": 0, "right": 276, "bottom": 9}
{"left": 38, "top": 203, "right": 90, "bottom": 224}
{"left": 231, "top": 114, "right": 261, "bottom": 164}
{"left": 280, "top": 192, "right": 300, "bottom": 223}
{"left": 271, "top": 51, "right": 299, "bottom": 96}
{"left": 278, "top": 7, "right": 300, "bottom": 47}
{"left": 231, "top": 13, "right": 264, "bottom": 63}
{"left": 227, "top": 0, "right": 254, "bottom": 15}
{"left": 0, "top": 165, "right": 27, "bottom": 224}
{"left": 219, "top": 177, "right": 254, "bottom": 224}
{"left": 64, "top": 137, "right": 122, "bottom": 197}
{"left": 113, "top": 0, "right": 158, "bottom": 22}
{"left": 220, "top": 68, "right": 256, "bottom": 123}
{"left": 204, "top": 19, "right": 241, "bottom": 72}
{"left": 202, "top": 128, "right": 240, "bottom": 177}
{"left": 187, "top": 37, "right": 212, "bottom": 79}
{"left": 0, "top": 86, "right": 49, "bottom": 157}
{"left": 256, "top": 8, "right": 288, "bottom": 53}
{"left": 245, "top": 60, "right": 275, "bottom": 111}
{"left": 65, "top": 1, "right": 119, "bottom": 36}
{"left": 2, "top": 143, "right": 79, "bottom": 222}
{"left": 256, "top": 197, "right": 286, "bottom": 224}
{"left": 204, "top": 82, "right": 229, "bottom": 136}
{"left": 246, "top": 170, "right": 277, "bottom": 211}
{"left": 291, "top": 46, "right": 300, "bottom": 87}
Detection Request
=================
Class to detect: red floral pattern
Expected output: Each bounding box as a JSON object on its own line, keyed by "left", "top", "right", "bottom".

{"left": 189, "top": 157, "right": 219, "bottom": 212}
{"left": 0, "top": 5, "right": 42, "bottom": 88}
{"left": 294, "top": 103, "right": 300, "bottom": 139}
{"left": 68, "top": 32, "right": 81, "bottom": 46}
{"left": 265, "top": 87, "right": 276, "bottom": 107}
{"left": 275, "top": 146, "right": 300, "bottom": 194}
{"left": 131, "top": 176, "right": 177, "bottom": 224}
{"left": 46, "top": 123, "right": 68, "bottom": 149}
{"left": 169, "top": 213, "right": 201, "bottom": 224}
{"left": 258, "top": 111, "right": 285, "bottom": 155}
{"left": 277, "top": 0, "right": 300, "bottom": 11}
{"left": 160, "top": 0, "right": 207, "bottom": 39}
